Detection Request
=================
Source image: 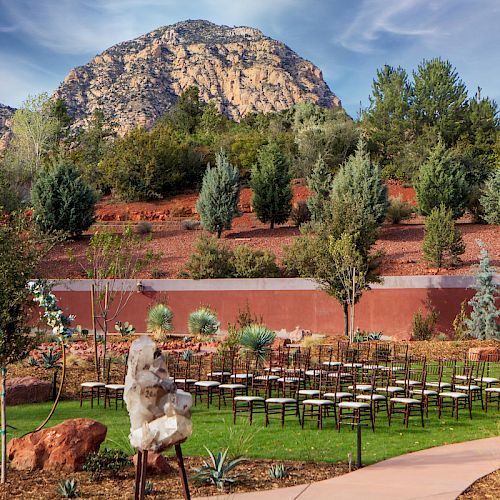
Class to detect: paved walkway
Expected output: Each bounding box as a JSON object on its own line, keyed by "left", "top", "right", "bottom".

{"left": 194, "top": 436, "right": 500, "bottom": 500}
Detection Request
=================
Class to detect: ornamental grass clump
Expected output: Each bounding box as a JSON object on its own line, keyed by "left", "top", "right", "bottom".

{"left": 147, "top": 304, "right": 173, "bottom": 340}
{"left": 239, "top": 324, "right": 275, "bottom": 365}
{"left": 188, "top": 307, "right": 219, "bottom": 336}
{"left": 191, "top": 447, "right": 246, "bottom": 491}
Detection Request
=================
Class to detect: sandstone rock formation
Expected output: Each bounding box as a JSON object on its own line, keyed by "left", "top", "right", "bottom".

{"left": 54, "top": 20, "right": 341, "bottom": 133}
{"left": 6, "top": 376, "right": 52, "bottom": 405}
{"left": 133, "top": 451, "right": 172, "bottom": 475}
{"left": 7, "top": 418, "right": 107, "bottom": 471}
{"left": 0, "top": 102, "right": 15, "bottom": 150}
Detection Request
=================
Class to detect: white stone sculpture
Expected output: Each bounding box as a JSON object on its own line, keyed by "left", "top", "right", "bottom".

{"left": 124, "top": 336, "right": 192, "bottom": 452}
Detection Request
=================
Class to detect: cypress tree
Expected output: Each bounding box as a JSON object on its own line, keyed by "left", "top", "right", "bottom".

{"left": 307, "top": 154, "right": 332, "bottom": 223}
{"left": 196, "top": 151, "right": 240, "bottom": 238}
{"left": 416, "top": 140, "right": 468, "bottom": 219}
{"left": 466, "top": 241, "right": 499, "bottom": 339}
{"left": 250, "top": 143, "right": 292, "bottom": 229}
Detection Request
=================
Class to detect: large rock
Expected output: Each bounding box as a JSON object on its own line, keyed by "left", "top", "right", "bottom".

{"left": 7, "top": 418, "right": 107, "bottom": 472}
{"left": 133, "top": 451, "right": 172, "bottom": 475}
{"left": 6, "top": 377, "right": 52, "bottom": 405}
{"left": 468, "top": 347, "right": 500, "bottom": 361}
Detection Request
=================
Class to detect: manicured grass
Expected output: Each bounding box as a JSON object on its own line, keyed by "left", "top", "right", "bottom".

{"left": 7, "top": 398, "right": 499, "bottom": 465}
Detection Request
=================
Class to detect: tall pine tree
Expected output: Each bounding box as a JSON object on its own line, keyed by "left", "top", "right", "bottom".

{"left": 250, "top": 143, "right": 292, "bottom": 229}
{"left": 196, "top": 151, "right": 240, "bottom": 238}
{"left": 466, "top": 241, "right": 499, "bottom": 339}
{"left": 307, "top": 154, "right": 332, "bottom": 223}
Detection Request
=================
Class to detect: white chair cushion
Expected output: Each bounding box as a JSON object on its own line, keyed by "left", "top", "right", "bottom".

{"left": 348, "top": 384, "right": 372, "bottom": 391}
{"left": 426, "top": 382, "right": 451, "bottom": 388}
{"left": 356, "top": 394, "right": 385, "bottom": 401}
{"left": 208, "top": 371, "right": 230, "bottom": 377}
{"left": 338, "top": 401, "right": 370, "bottom": 409}
{"left": 439, "top": 391, "right": 467, "bottom": 398}
{"left": 322, "top": 361, "right": 342, "bottom": 367}
{"left": 234, "top": 395, "right": 265, "bottom": 402}
{"left": 343, "top": 363, "right": 363, "bottom": 368}
{"left": 302, "top": 399, "right": 334, "bottom": 406}
{"left": 105, "top": 384, "right": 124, "bottom": 390}
{"left": 175, "top": 378, "right": 197, "bottom": 384}
{"left": 411, "top": 389, "right": 438, "bottom": 396}
{"left": 485, "top": 387, "right": 500, "bottom": 393}
{"left": 81, "top": 382, "right": 105, "bottom": 388}
{"left": 299, "top": 389, "right": 321, "bottom": 396}
{"left": 476, "top": 377, "right": 499, "bottom": 384}
{"left": 305, "top": 369, "right": 326, "bottom": 376}
{"left": 219, "top": 383, "right": 246, "bottom": 390}
{"left": 390, "top": 397, "right": 421, "bottom": 404}
{"left": 231, "top": 373, "right": 253, "bottom": 379}
{"left": 454, "top": 375, "right": 467, "bottom": 380}
{"left": 376, "top": 386, "right": 403, "bottom": 393}
{"left": 395, "top": 380, "right": 420, "bottom": 386}
{"left": 455, "top": 384, "right": 481, "bottom": 391}
{"left": 194, "top": 381, "right": 220, "bottom": 387}
{"left": 278, "top": 377, "right": 300, "bottom": 383}
{"left": 323, "top": 392, "right": 352, "bottom": 399}
{"left": 266, "top": 397, "right": 297, "bottom": 404}
{"left": 255, "top": 375, "right": 279, "bottom": 381}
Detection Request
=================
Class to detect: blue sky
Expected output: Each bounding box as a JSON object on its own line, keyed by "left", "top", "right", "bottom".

{"left": 0, "top": 0, "right": 499, "bottom": 116}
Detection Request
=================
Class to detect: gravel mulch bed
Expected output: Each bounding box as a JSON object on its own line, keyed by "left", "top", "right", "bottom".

{"left": 459, "top": 469, "right": 500, "bottom": 499}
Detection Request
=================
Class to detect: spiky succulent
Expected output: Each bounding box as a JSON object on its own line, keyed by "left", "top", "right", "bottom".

{"left": 188, "top": 307, "right": 219, "bottom": 336}
{"left": 39, "top": 346, "right": 62, "bottom": 369}
{"left": 182, "top": 349, "right": 193, "bottom": 361}
{"left": 114, "top": 321, "right": 135, "bottom": 337}
{"left": 191, "top": 448, "right": 246, "bottom": 491}
{"left": 268, "top": 463, "right": 289, "bottom": 480}
{"left": 147, "top": 304, "right": 173, "bottom": 338}
{"left": 239, "top": 324, "right": 275, "bottom": 365}
{"left": 57, "top": 478, "right": 80, "bottom": 498}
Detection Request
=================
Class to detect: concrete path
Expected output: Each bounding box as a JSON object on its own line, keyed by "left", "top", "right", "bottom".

{"left": 194, "top": 436, "right": 500, "bottom": 500}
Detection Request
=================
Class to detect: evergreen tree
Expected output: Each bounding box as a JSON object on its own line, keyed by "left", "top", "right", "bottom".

{"left": 413, "top": 58, "right": 468, "bottom": 145}
{"left": 480, "top": 168, "right": 500, "bottom": 224}
{"left": 329, "top": 138, "right": 388, "bottom": 251}
{"left": 422, "top": 204, "right": 465, "bottom": 269}
{"left": 250, "top": 143, "right": 292, "bottom": 229}
{"left": 416, "top": 140, "right": 469, "bottom": 218}
{"left": 466, "top": 241, "right": 499, "bottom": 340}
{"left": 307, "top": 154, "right": 332, "bottom": 223}
{"left": 31, "top": 160, "right": 96, "bottom": 236}
{"left": 170, "top": 86, "right": 202, "bottom": 133}
{"left": 196, "top": 150, "right": 240, "bottom": 238}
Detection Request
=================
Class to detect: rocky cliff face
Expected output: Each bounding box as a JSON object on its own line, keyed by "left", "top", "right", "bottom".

{"left": 54, "top": 20, "right": 340, "bottom": 133}
{"left": 0, "top": 103, "right": 15, "bottom": 150}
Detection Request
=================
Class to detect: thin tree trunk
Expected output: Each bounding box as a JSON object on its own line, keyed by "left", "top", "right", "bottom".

{"left": 343, "top": 302, "right": 349, "bottom": 338}
{"left": 91, "top": 284, "right": 99, "bottom": 380}
{"left": 217, "top": 228, "right": 222, "bottom": 239}
{"left": 101, "top": 284, "right": 109, "bottom": 382}
{"left": 270, "top": 220, "right": 274, "bottom": 229}
{"left": 1, "top": 365, "right": 7, "bottom": 483}
{"left": 350, "top": 269, "right": 356, "bottom": 342}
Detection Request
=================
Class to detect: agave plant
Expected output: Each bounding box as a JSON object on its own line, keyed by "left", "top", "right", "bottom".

{"left": 181, "top": 349, "right": 193, "bottom": 361}
{"left": 39, "top": 346, "right": 62, "bottom": 369}
{"left": 147, "top": 304, "right": 173, "bottom": 339}
{"left": 268, "top": 463, "right": 289, "bottom": 480}
{"left": 239, "top": 324, "right": 275, "bottom": 365}
{"left": 191, "top": 448, "right": 246, "bottom": 491}
{"left": 114, "top": 321, "right": 135, "bottom": 337}
{"left": 188, "top": 307, "right": 219, "bottom": 336}
{"left": 57, "top": 478, "right": 80, "bottom": 498}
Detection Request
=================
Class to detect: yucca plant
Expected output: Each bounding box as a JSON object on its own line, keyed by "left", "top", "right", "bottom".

{"left": 114, "top": 321, "right": 135, "bottom": 337}
{"left": 188, "top": 307, "right": 219, "bottom": 336}
{"left": 191, "top": 447, "right": 246, "bottom": 491}
{"left": 268, "top": 463, "right": 289, "bottom": 480}
{"left": 239, "top": 324, "right": 276, "bottom": 365}
{"left": 57, "top": 478, "right": 80, "bottom": 498}
{"left": 39, "top": 346, "right": 62, "bottom": 369}
{"left": 147, "top": 304, "right": 173, "bottom": 340}
{"left": 27, "top": 356, "right": 39, "bottom": 367}
{"left": 181, "top": 349, "right": 193, "bottom": 361}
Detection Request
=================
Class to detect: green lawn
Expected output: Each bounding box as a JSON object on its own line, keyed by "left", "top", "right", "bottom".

{"left": 7, "top": 398, "right": 500, "bottom": 465}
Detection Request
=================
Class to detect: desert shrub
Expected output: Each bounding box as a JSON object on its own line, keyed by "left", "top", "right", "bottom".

{"left": 250, "top": 142, "right": 292, "bottom": 229}
{"left": 239, "top": 324, "right": 275, "bottom": 365}
{"left": 307, "top": 154, "right": 332, "bottom": 224}
{"left": 82, "top": 448, "right": 131, "bottom": 481}
{"left": 416, "top": 141, "right": 468, "bottom": 218}
{"left": 290, "top": 200, "right": 311, "bottom": 227}
{"left": 480, "top": 168, "right": 500, "bottom": 224}
{"left": 135, "top": 221, "right": 152, "bottom": 235}
{"left": 188, "top": 307, "right": 219, "bottom": 336}
{"left": 411, "top": 301, "right": 438, "bottom": 340}
{"left": 182, "top": 219, "right": 201, "bottom": 230}
{"left": 196, "top": 150, "right": 240, "bottom": 238}
{"left": 423, "top": 204, "right": 465, "bottom": 269}
{"left": 386, "top": 195, "right": 414, "bottom": 224}
{"left": 466, "top": 242, "right": 499, "bottom": 339}
{"left": 182, "top": 235, "right": 234, "bottom": 279}
{"left": 147, "top": 304, "right": 173, "bottom": 339}
{"left": 231, "top": 246, "right": 281, "bottom": 278}
{"left": 191, "top": 448, "right": 246, "bottom": 491}
{"left": 31, "top": 160, "right": 96, "bottom": 236}
{"left": 452, "top": 301, "right": 472, "bottom": 340}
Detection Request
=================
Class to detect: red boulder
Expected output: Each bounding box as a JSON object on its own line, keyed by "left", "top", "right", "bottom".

{"left": 133, "top": 451, "right": 172, "bottom": 475}
{"left": 6, "top": 377, "right": 52, "bottom": 405}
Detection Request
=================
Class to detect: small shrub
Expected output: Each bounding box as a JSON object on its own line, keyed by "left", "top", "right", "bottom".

{"left": 480, "top": 168, "right": 500, "bottom": 224}
{"left": 114, "top": 321, "right": 135, "bottom": 337}
{"left": 231, "top": 246, "right": 281, "bottom": 278}
{"left": 239, "top": 324, "right": 275, "bottom": 365}
{"left": 452, "top": 301, "right": 472, "bottom": 340}
{"left": 135, "top": 221, "right": 153, "bottom": 235}
{"left": 191, "top": 447, "right": 246, "bottom": 491}
{"left": 188, "top": 307, "right": 219, "bottom": 336}
{"left": 412, "top": 301, "right": 438, "bottom": 340}
{"left": 145, "top": 480, "right": 154, "bottom": 495}
{"left": 183, "top": 235, "right": 234, "bottom": 279}
{"left": 147, "top": 304, "right": 173, "bottom": 339}
{"left": 183, "top": 335, "right": 193, "bottom": 343}
{"left": 235, "top": 302, "right": 264, "bottom": 330}
{"left": 82, "top": 448, "right": 131, "bottom": 481}
{"left": 182, "top": 219, "right": 201, "bottom": 230}
{"left": 57, "top": 478, "right": 80, "bottom": 498}
{"left": 290, "top": 201, "right": 311, "bottom": 227}
{"left": 423, "top": 204, "right": 465, "bottom": 269}
{"left": 386, "top": 195, "right": 414, "bottom": 224}
{"left": 151, "top": 268, "right": 168, "bottom": 278}
{"left": 268, "top": 463, "right": 289, "bottom": 480}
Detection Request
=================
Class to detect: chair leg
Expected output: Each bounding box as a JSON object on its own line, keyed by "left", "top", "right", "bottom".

{"left": 420, "top": 403, "right": 424, "bottom": 428}
{"left": 232, "top": 398, "right": 237, "bottom": 424}
{"left": 90, "top": 387, "right": 94, "bottom": 409}
{"left": 80, "top": 387, "right": 83, "bottom": 408}
{"left": 301, "top": 404, "right": 305, "bottom": 429}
